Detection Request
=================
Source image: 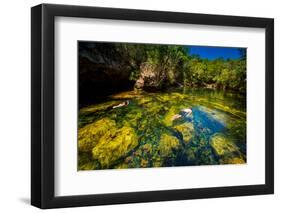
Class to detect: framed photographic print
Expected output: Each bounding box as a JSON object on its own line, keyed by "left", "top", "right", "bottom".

{"left": 31, "top": 3, "right": 274, "bottom": 209}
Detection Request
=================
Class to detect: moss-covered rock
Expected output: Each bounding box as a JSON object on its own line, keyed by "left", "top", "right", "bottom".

{"left": 143, "top": 100, "right": 164, "bottom": 114}
{"left": 156, "top": 92, "right": 187, "bottom": 105}
{"left": 136, "top": 96, "right": 153, "bottom": 105}
{"left": 114, "top": 162, "right": 129, "bottom": 169}
{"left": 142, "top": 143, "right": 153, "bottom": 154}
{"left": 210, "top": 133, "right": 245, "bottom": 164}
{"left": 156, "top": 93, "right": 171, "bottom": 103}
{"left": 122, "top": 109, "right": 143, "bottom": 127}
{"left": 78, "top": 152, "right": 100, "bottom": 170}
{"left": 79, "top": 161, "right": 99, "bottom": 170}
{"left": 152, "top": 157, "right": 162, "bottom": 167}
{"left": 223, "top": 157, "right": 245, "bottom": 164}
{"left": 158, "top": 134, "right": 180, "bottom": 157}
{"left": 80, "top": 101, "right": 119, "bottom": 115}
{"left": 174, "top": 122, "right": 194, "bottom": 143}
{"left": 170, "top": 92, "right": 186, "bottom": 100}
{"left": 162, "top": 106, "right": 179, "bottom": 126}
{"left": 78, "top": 118, "right": 116, "bottom": 152}
{"left": 140, "top": 159, "right": 149, "bottom": 167}
{"left": 92, "top": 126, "right": 138, "bottom": 168}
{"left": 210, "top": 133, "right": 238, "bottom": 156}
{"left": 185, "top": 148, "right": 196, "bottom": 162}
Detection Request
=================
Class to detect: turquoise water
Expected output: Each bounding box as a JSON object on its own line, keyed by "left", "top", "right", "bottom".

{"left": 78, "top": 88, "right": 246, "bottom": 170}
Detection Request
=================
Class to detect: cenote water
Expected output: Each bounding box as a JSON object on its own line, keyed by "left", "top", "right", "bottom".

{"left": 78, "top": 88, "right": 246, "bottom": 170}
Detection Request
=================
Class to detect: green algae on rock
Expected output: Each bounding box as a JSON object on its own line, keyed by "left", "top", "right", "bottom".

{"left": 114, "top": 162, "right": 129, "bottom": 169}
{"left": 136, "top": 95, "right": 154, "bottom": 106}
{"left": 210, "top": 133, "right": 239, "bottom": 156}
{"left": 210, "top": 133, "right": 245, "bottom": 164}
{"left": 142, "top": 143, "right": 153, "bottom": 154}
{"left": 142, "top": 99, "right": 164, "bottom": 115}
{"left": 92, "top": 126, "right": 138, "bottom": 168}
{"left": 121, "top": 108, "right": 144, "bottom": 128}
{"left": 158, "top": 134, "right": 180, "bottom": 157}
{"left": 78, "top": 118, "right": 116, "bottom": 153}
{"left": 80, "top": 101, "right": 120, "bottom": 115}
{"left": 162, "top": 106, "right": 180, "bottom": 126}
{"left": 174, "top": 122, "right": 194, "bottom": 144}
{"left": 185, "top": 148, "right": 197, "bottom": 163}
{"left": 78, "top": 152, "right": 100, "bottom": 170}
{"left": 110, "top": 90, "right": 144, "bottom": 100}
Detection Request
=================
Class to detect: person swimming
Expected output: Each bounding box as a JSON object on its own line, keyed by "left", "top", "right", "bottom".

{"left": 171, "top": 108, "right": 192, "bottom": 121}
{"left": 112, "top": 100, "right": 130, "bottom": 109}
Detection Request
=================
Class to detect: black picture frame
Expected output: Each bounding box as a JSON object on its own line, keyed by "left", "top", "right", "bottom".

{"left": 31, "top": 3, "right": 274, "bottom": 209}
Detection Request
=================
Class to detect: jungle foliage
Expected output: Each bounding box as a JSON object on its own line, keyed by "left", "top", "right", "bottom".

{"left": 79, "top": 42, "right": 246, "bottom": 98}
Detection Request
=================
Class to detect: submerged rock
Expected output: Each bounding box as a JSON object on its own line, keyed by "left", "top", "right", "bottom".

{"left": 92, "top": 126, "right": 138, "bottom": 168}
{"left": 185, "top": 148, "right": 196, "bottom": 162}
{"left": 140, "top": 159, "right": 149, "bottom": 167}
{"left": 110, "top": 91, "right": 143, "bottom": 100}
{"left": 174, "top": 122, "right": 194, "bottom": 144}
{"left": 155, "top": 93, "right": 172, "bottom": 103}
{"left": 136, "top": 96, "right": 153, "bottom": 105}
{"left": 155, "top": 92, "right": 187, "bottom": 105}
{"left": 114, "top": 162, "right": 129, "bottom": 169}
{"left": 78, "top": 118, "right": 116, "bottom": 153}
{"left": 223, "top": 157, "right": 245, "bottom": 164}
{"left": 80, "top": 100, "right": 119, "bottom": 115}
{"left": 158, "top": 134, "right": 180, "bottom": 157}
{"left": 210, "top": 133, "right": 245, "bottom": 164}
{"left": 78, "top": 152, "right": 100, "bottom": 170}
{"left": 162, "top": 106, "right": 180, "bottom": 126}
{"left": 142, "top": 143, "right": 153, "bottom": 154}
{"left": 170, "top": 92, "right": 186, "bottom": 100}
{"left": 210, "top": 133, "right": 239, "bottom": 156}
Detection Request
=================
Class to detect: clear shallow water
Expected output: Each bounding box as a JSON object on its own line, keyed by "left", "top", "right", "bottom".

{"left": 78, "top": 88, "right": 246, "bottom": 170}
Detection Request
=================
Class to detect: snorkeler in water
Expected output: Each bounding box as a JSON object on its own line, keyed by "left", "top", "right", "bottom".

{"left": 112, "top": 100, "right": 130, "bottom": 109}
{"left": 171, "top": 108, "right": 192, "bottom": 121}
